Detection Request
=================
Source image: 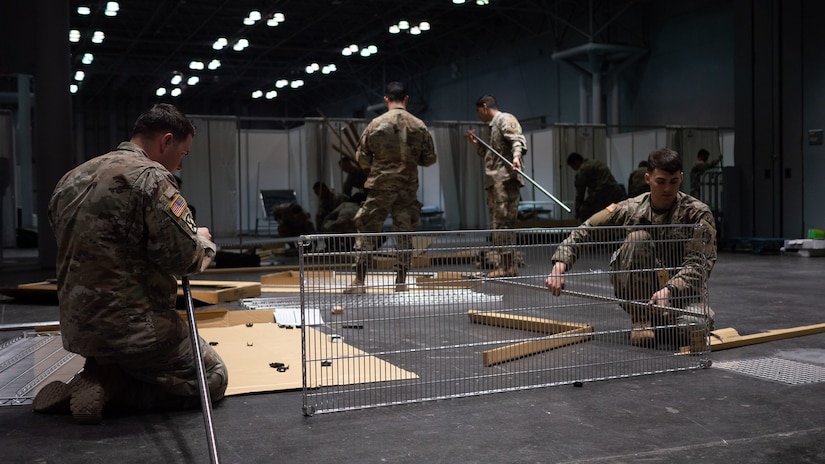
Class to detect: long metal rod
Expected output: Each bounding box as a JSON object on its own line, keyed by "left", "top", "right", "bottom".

{"left": 472, "top": 135, "right": 572, "bottom": 213}
{"left": 182, "top": 276, "right": 221, "bottom": 464}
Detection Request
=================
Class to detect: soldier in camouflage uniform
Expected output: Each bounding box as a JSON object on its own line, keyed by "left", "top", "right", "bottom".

{"left": 36, "top": 104, "right": 227, "bottom": 424}
{"left": 627, "top": 160, "right": 649, "bottom": 198}
{"left": 313, "top": 181, "right": 347, "bottom": 233}
{"left": 344, "top": 82, "right": 437, "bottom": 293}
{"left": 547, "top": 148, "right": 717, "bottom": 348}
{"left": 467, "top": 95, "right": 527, "bottom": 278}
{"left": 689, "top": 148, "right": 722, "bottom": 198}
{"left": 567, "top": 152, "right": 626, "bottom": 222}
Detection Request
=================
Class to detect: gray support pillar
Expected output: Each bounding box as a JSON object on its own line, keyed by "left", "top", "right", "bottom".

{"left": 16, "top": 75, "right": 34, "bottom": 229}
{"left": 34, "top": 0, "right": 73, "bottom": 268}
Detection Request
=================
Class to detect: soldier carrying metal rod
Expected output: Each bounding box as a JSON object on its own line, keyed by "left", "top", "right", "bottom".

{"left": 343, "top": 81, "right": 437, "bottom": 294}
{"left": 467, "top": 94, "right": 527, "bottom": 278}
{"left": 37, "top": 104, "right": 228, "bottom": 425}
{"left": 546, "top": 148, "right": 718, "bottom": 348}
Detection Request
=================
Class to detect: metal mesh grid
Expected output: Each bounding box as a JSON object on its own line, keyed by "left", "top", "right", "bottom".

{"left": 714, "top": 358, "right": 825, "bottom": 385}
{"left": 299, "top": 226, "right": 712, "bottom": 415}
{"left": 0, "top": 333, "right": 82, "bottom": 406}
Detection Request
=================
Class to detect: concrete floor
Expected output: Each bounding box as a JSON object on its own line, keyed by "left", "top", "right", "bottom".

{"left": 1, "top": 248, "right": 824, "bottom": 463}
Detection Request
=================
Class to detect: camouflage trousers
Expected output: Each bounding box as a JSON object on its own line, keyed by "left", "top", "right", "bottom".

{"left": 609, "top": 230, "right": 712, "bottom": 328}
{"left": 93, "top": 334, "right": 228, "bottom": 412}
{"left": 486, "top": 179, "right": 521, "bottom": 247}
{"left": 353, "top": 188, "right": 420, "bottom": 267}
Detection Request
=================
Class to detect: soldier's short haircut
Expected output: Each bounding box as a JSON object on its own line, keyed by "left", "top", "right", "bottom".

{"left": 566, "top": 152, "right": 584, "bottom": 166}
{"left": 133, "top": 103, "right": 196, "bottom": 141}
{"left": 647, "top": 148, "right": 682, "bottom": 174}
{"left": 475, "top": 95, "right": 498, "bottom": 109}
{"left": 697, "top": 148, "right": 710, "bottom": 160}
{"left": 385, "top": 81, "right": 407, "bottom": 102}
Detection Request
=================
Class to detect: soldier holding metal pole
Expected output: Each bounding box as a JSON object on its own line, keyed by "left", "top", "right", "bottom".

{"left": 37, "top": 104, "right": 228, "bottom": 429}
{"left": 467, "top": 94, "right": 527, "bottom": 278}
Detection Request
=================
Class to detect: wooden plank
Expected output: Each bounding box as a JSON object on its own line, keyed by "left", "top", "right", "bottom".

{"left": 343, "top": 123, "right": 360, "bottom": 152}
{"left": 177, "top": 280, "right": 261, "bottom": 304}
{"left": 710, "top": 323, "right": 825, "bottom": 351}
{"left": 416, "top": 272, "right": 481, "bottom": 288}
{"left": 260, "top": 270, "right": 335, "bottom": 285}
{"left": 482, "top": 327, "right": 594, "bottom": 366}
{"left": 468, "top": 309, "right": 591, "bottom": 333}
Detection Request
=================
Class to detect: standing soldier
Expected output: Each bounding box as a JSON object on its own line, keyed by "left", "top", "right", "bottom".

{"left": 566, "top": 152, "right": 625, "bottom": 222}
{"left": 343, "top": 82, "right": 437, "bottom": 293}
{"left": 467, "top": 94, "right": 527, "bottom": 278}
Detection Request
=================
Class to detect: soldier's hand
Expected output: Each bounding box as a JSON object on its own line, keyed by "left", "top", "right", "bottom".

{"left": 197, "top": 227, "right": 212, "bottom": 241}
{"left": 545, "top": 262, "right": 567, "bottom": 297}
{"left": 512, "top": 157, "right": 523, "bottom": 172}
{"left": 466, "top": 129, "right": 477, "bottom": 144}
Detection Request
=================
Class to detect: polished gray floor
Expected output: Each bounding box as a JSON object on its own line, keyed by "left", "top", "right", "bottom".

{"left": 1, "top": 248, "right": 824, "bottom": 464}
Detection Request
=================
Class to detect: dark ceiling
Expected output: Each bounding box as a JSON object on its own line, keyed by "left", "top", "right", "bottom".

{"left": 68, "top": 0, "right": 647, "bottom": 118}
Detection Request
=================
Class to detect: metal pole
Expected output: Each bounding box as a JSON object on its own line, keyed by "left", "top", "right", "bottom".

{"left": 182, "top": 276, "right": 221, "bottom": 464}
{"left": 471, "top": 135, "right": 572, "bottom": 213}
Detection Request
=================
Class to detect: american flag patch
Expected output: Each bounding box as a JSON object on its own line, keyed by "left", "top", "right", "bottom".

{"left": 169, "top": 194, "right": 187, "bottom": 217}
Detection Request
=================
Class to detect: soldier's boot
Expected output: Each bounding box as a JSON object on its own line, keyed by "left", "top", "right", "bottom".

{"left": 486, "top": 253, "right": 518, "bottom": 278}
{"left": 343, "top": 256, "right": 369, "bottom": 294}
{"left": 33, "top": 380, "right": 72, "bottom": 415}
{"left": 395, "top": 265, "right": 409, "bottom": 292}
{"left": 69, "top": 359, "right": 126, "bottom": 425}
{"left": 630, "top": 321, "right": 655, "bottom": 347}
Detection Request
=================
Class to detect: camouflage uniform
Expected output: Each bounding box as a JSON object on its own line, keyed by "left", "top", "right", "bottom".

{"left": 316, "top": 190, "right": 347, "bottom": 233}
{"left": 627, "top": 166, "right": 649, "bottom": 198}
{"left": 476, "top": 111, "right": 527, "bottom": 275}
{"left": 323, "top": 201, "right": 360, "bottom": 233}
{"left": 689, "top": 157, "right": 721, "bottom": 198}
{"left": 552, "top": 191, "right": 717, "bottom": 334}
{"left": 273, "top": 202, "right": 315, "bottom": 237}
{"left": 573, "top": 158, "right": 625, "bottom": 222}
{"left": 346, "top": 108, "right": 436, "bottom": 292}
{"left": 48, "top": 141, "right": 227, "bottom": 411}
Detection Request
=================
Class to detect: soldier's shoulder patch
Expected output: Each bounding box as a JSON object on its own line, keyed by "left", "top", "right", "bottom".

{"left": 605, "top": 203, "right": 618, "bottom": 213}
{"left": 169, "top": 194, "right": 187, "bottom": 218}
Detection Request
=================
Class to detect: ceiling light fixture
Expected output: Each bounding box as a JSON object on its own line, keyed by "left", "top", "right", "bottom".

{"left": 213, "top": 37, "right": 228, "bottom": 50}
{"left": 156, "top": 87, "right": 167, "bottom": 96}
{"left": 69, "top": 30, "right": 81, "bottom": 43}
{"left": 170, "top": 73, "right": 183, "bottom": 85}
{"left": 267, "top": 12, "right": 285, "bottom": 27}
{"left": 170, "top": 88, "right": 182, "bottom": 97}
{"left": 70, "top": 84, "right": 79, "bottom": 93}
{"left": 105, "top": 2, "right": 119, "bottom": 16}
{"left": 81, "top": 53, "right": 94, "bottom": 65}
{"left": 208, "top": 59, "right": 221, "bottom": 70}
{"left": 252, "top": 90, "right": 263, "bottom": 99}
{"left": 389, "top": 20, "right": 430, "bottom": 36}
{"left": 77, "top": 6, "right": 91, "bottom": 15}
{"left": 187, "top": 76, "right": 199, "bottom": 86}
{"left": 265, "top": 90, "right": 277, "bottom": 99}
{"left": 91, "top": 31, "right": 105, "bottom": 44}
{"left": 74, "top": 70, "right": 85, "bottom": 81}
{"left": 233, "top": 38, "right": 249, "bottom": 51}
{"left": 275, "top": 79, "right": 289, "bottom": 88}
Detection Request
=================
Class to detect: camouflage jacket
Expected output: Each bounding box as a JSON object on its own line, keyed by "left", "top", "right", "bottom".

{"left": 48, "top": 142, "right": 216, "bottom": 357}
{"left": 552, "top": 192, "right": 717, "bottom": 296}
{"left": 322, "top": 201, "right": 360, "bottom": 233}
{"left": 476, "top": 111, "right": 527, "bottom": 189}
{"left": 356, "top": 108, "right": 437, "bottom": 191}
{"left": 689, "top": 157, "right": 721, "bottom": 197}
{"left": 574, "top": 159, "right": 623, "bottom": 209}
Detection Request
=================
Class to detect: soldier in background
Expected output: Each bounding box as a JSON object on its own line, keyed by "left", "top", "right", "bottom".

{"left": 689, "top": 148, "right": 722, "bottom": 198}
{"left": 344, "top": 81, "right": 437, "bottom": 293}
{"left": 547, "top": 148, "right": 717, "bottom": 348}
{"left": 627, "top": 160, "right": 650, "bottom": 198}
{"left": 272, "top": 201, "right": 315, "bottom": 238}
{"left": 323, "top": 192, "right": 366, "bottom": 252}
{"left": 566, "top": 152, "right": 625, "bottom": 222}
{"left": 312, "top": 181, "right": 347, "bottom": 233}
{"left": 466, "top": 94, "right": 527, "bottom": 278}
{"left": 38, "top": 103, "right": 226, "bottom": 424}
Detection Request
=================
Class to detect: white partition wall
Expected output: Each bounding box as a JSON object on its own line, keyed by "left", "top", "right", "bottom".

{"left": 239, "top": 129, "right": 291, "bottom": 233}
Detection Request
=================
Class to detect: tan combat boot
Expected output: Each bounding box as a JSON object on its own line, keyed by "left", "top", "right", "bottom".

{"left": 486, "top": 252, "right": 518, "bottom": 278}
{"left": 343, "top": 256, "right": 368, "bottom": 294}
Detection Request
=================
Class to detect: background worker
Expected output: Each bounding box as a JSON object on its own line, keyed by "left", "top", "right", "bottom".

{"left": 38, "top": 103, "right": 227, "bottom": 424}
{"left": 546, "top": 148, "right": 717, "bottom": 347}
{"left": 312, "top": 181, "right": 347, "bottom": 233}
{"left": 344, "top": 81, "right": 437, "bottom": 293}
{"left": 467, "top": 94, "right": 527, "bottom": 278}
{"left": 566, "top": 152, "right": 626, "bottom": 223}
{"left": 627, "top": 160, "right": 650, "bottom": 198}
{"left": 689, "top": 148, "right": 722, "bottom": 198}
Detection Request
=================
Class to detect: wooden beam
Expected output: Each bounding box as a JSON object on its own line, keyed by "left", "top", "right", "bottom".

{"left": 468, "top": 310, "right": 594, "bottom": 366}
{"left": 481, "top": 327, "right": 593, "bottom": 367}
{"left": 710, "top": 323, "right": 825, "bottom": 351}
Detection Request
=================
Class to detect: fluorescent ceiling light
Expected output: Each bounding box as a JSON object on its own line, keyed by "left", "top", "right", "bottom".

{"left": 265, "top": 90, "right": 277, "bottom": 99}
{"left": 171, "top": 74, "right": 183, "bottom": 85}
{"left": 275, "top": 79, "right": 288, "bottom": 88}
{"left": 170, "top": 88, "right": 182, "bottom": 97}
{"left": 389, "top": 25, "right": 400, "bottom": 34}
{"left": 91, "top": 31, "right": 105, "bottom": 44}
{"left": 410, "top": 26, "right": 421, "bottom": 35}
{"left": 77, "top": 6, "right": 91, "bottom": 15}
{"left": 420, "top": 22, "right": 430, "bottom": 31}
{"left": 156, "top": 87, "right": 167, "bottom": 96}
{"left": 69, "top": 30, "right": 81, "bottom": 42}
{"left": 398, "top": 20, "right": 409, "bottom": 30}
{"left": 187, "top": 76, "right": 199, "bottom": 85}
{"left": 208, "top": 59, "right": 221, "bottom": 70}
{"left": 273, "top": 12, "right": 285, "bottom": 22}
{"left": 252, "top": 90, "right": 263, "bottom": 99}
{"left": 70, "top": 84, "right": 79, "bottom": 93}
{"left": 81, "top": 53, "right": 94, "bottom": 65}
{"left": 213, "top": 37, "right": 228, "bottom": 50}
{"left": 243, "top": 17, "right": 255, "bottom": 26}
{"left": 74, "top": 70, "right": 85, "bottom": 81}
{"left": 249, "top": 11, "right": 261, "bottom": 21}
{"left": 189, "top": 61, "right": 204, "bottom": 70}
